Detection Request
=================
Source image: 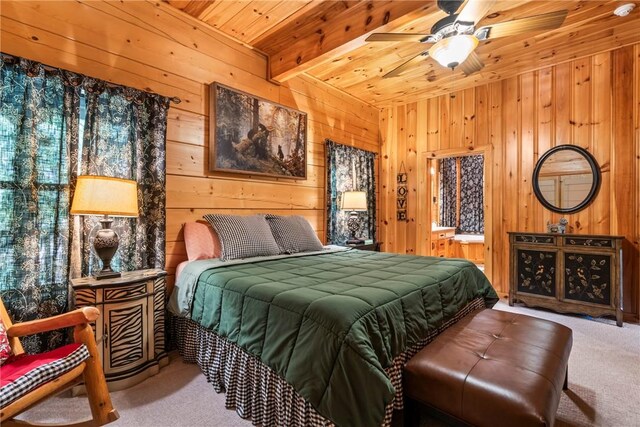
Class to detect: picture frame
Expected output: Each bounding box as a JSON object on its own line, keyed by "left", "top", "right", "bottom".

{"left": 209, "top": 83, "right": 307, "bottom": 179}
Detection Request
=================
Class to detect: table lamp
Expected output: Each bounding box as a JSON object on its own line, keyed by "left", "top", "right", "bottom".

{"left": 70, "top": 175, "right": 139, "bottom": 279}
{"left": 340, "top": 191, "right": 367, "bottom": 245}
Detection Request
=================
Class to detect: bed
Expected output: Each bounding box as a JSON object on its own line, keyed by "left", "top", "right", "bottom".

{"left": 168, "top": 244, "right": 498, "bottom": 427}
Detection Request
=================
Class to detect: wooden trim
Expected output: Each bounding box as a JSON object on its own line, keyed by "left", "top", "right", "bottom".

{"left": 425, "top": 145, "right": 491, "bottom": 159}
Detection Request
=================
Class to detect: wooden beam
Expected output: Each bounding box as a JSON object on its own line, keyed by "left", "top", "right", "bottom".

{"left": 184, "top": 0, "right": 215, "bottom": 19}
{"left": 258, "top": 0, "right": 436, "bottom": 82}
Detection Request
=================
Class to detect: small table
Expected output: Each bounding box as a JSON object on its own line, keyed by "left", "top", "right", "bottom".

{"left": 343, "top": 241, "right": 381, "bottom": 252}
{"left": 71, "top": 269, "right": 169, "bottom": 391}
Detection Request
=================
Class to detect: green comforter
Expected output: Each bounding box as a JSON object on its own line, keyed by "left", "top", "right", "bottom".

{"left": 184, "top": 249, "right": 497, "bottom": 427}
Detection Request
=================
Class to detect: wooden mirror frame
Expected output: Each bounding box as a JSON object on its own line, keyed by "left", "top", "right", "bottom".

{"left": 532, "top": 145, "right": 601, "bottom": 214}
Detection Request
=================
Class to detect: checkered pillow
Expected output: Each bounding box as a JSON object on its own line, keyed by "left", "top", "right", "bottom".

{"left": 265, "top": 215, "right": 323, "bottom": 254}
{"left": 0, "top": 318, "right": 11, "bottom": 366}
{"left": 203, "top": 214, "right": 281, "bottom": 261}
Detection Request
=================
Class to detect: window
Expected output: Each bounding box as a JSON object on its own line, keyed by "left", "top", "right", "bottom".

{"left": 0, "top": 55, "right": 169, "bottom": 353}
{"left": 436, "top": 154, "right": 484, "bottom": 234}
{"left": 0, "top": 62, "right": 73, "bottom": 351}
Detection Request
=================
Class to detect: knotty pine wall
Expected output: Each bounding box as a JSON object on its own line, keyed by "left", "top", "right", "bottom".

{"left": 380, "top": 45, "right": 640, "bottom": 321}
{"left": 0, "top": 1, "right": 380, "bottom": 290}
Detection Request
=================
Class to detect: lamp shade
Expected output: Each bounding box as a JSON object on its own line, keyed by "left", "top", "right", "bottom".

{"left": 429, "top": 34, "right": 478, "bottom": 69}
{"left": 71, "top": 176, "right": 139, "bottom": 217}
{"left": 340, "top": 191, "right": 368, "bottom": 211}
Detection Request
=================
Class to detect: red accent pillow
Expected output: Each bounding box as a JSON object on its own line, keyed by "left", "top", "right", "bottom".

{"left": 184, "top": 221, "right": 221, "bottom": 261}
{"left": 0, "top": 318, "right": 12, "bottom": 366}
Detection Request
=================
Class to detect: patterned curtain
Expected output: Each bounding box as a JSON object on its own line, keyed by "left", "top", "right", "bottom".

{"left": 0, "top": 56, "right": 81, "bottom": 352}
{"left": 439, "top": 158, "right": 457, "bottom": 228}
{"left": 326, "top": 140, "right": 376, "bottom": 245}
{"left": 459, "top": 155, "right": 484, "bottom": 233}
{"left": 0, "top": 53, "right": 170, "bottom": 352}
{"left": 71, "top": 83, "right": 169, "bottom": 276}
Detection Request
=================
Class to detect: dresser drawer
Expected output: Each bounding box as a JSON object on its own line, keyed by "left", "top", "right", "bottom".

{"left": 104, "top": 283, "right": 149, "bottom": 302}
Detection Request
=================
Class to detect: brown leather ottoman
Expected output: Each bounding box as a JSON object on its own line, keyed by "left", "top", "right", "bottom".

{"left": 404, "top": 309, "right": 572, "bottom": 427}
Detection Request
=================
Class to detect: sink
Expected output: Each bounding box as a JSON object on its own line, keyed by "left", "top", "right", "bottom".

{"left": 431, "top": 226, "right": 456, "bottom": 232}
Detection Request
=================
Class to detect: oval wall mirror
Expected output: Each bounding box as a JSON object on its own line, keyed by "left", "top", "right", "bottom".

{"left": 532, "top": 145, "right": 601, "bottom": 214}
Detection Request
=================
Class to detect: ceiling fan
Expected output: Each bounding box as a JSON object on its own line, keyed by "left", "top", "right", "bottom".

{"left": 366, "top": 0, "right": 568, "bottom": 78}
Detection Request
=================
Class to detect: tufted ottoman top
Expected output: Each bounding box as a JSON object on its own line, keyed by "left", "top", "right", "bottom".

{"left": 404, "top": 308, "right": 573, "bottom": 427}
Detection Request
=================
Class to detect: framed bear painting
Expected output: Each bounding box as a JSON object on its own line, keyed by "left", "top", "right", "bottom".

{"left": 210, "top": 83, "right": 307, "bottom": 179}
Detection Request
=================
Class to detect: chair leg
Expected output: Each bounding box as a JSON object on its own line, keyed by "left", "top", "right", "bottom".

{"left": 74, "top": 324, "right": 119, "bottom": 426}
{"left": 563, "top": 366, "right": 569, "bottom": 390}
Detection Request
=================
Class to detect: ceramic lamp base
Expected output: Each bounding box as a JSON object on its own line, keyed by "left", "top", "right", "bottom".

{"left": 94, "top": 216, "right": 121, "bottom": 280}
{"left": 346, "top": 210, "right": 364, "bottom": 244}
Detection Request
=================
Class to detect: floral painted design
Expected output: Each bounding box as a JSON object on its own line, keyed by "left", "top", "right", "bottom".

{"left": 516, "top": 235, "right": 555, "bottom": 244}
{"left": 566, "top": 238, "right": 612, "bottom": 247}
{"left": 325, "top": 140, "right": 376, "bottom": 245}
{"left": 517, "top": 250, "right": 556, "bottom": 296}
{"left": 564, "top": 253, "right": 611, "bottom": 305}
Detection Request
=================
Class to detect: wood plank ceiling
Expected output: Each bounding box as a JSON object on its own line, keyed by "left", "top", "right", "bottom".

{"left": 166, "top": 0, "right": 640, "bottom": 107}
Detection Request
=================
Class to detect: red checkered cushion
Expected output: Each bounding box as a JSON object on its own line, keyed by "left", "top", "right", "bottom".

{"left": 0, "top": 318, "right": 11, "bottom": 366}
{"left": 0, "top": 343, "right": 89, "bottom": 408}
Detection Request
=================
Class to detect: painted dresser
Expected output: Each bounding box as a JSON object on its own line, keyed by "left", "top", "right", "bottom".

{"left": 508, "top": 232, "right": 623, "bottom": 326}
{"left": 72, "top": 268, "right": 169, "bottom": 390}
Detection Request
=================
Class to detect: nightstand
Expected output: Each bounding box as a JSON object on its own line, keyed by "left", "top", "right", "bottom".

{"left": 344, "top": 242, "right": 381, "bottom": 252}
{"left": 72, "top": 268, "right": 169, "bottom": 391}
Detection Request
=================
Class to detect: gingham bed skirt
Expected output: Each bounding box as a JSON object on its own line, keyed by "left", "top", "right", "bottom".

{"left": 171, "top": 297, "right": 486, "bottom": 427}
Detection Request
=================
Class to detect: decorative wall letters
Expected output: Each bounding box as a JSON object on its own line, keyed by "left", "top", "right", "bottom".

{"left": 397, "top": 162, "right": 408, "bottom": 221}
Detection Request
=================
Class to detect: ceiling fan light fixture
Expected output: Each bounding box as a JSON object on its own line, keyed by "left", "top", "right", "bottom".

{"left": 613, "top": 3, "right": 635, "bottom": 16}
{"left": 428, "top": 34, "right": 479, "bottom": 69}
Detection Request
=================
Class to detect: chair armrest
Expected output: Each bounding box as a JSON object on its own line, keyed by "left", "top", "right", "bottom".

{"left": 7, "top": 307, "right": 100, "bottom": 338}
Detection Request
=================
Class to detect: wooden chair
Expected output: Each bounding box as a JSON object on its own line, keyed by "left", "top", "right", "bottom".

{"left": 0, "top": 297, "right": 119, "bottom": 426}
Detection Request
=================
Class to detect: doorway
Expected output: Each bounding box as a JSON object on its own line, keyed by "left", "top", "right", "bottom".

{"left": 420, "top": 147, "right": 490, "bottom": 273}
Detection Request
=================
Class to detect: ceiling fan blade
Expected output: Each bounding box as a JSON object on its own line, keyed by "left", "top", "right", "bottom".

{"left": 477, "top": 9, "right": 568, "bottom": 40}
{"left": 456, "top": 0, "right": 496, "bottom": 24}
{"left": 383, "top": 52, "right": 430, "bottom": 78}
{"left": 365, "top": 33, "right": 431, "bottom": 43}
{"left": 459, "top": 51, "right": 484, "bottom": 76}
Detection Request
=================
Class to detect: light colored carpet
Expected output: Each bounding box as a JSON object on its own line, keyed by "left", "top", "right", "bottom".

{"left": 15, "top": 298, "right": 640, "bottom": 427}
{"left": 496, "top": 299, "right": 640, "bottom": 427}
